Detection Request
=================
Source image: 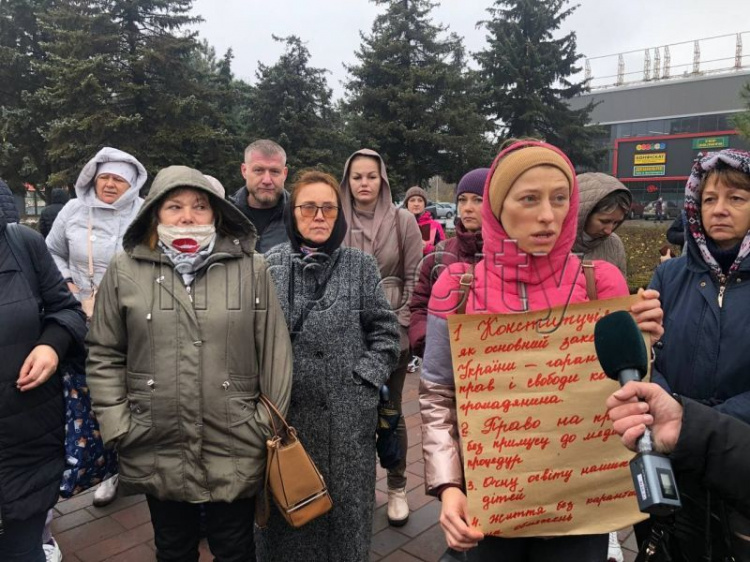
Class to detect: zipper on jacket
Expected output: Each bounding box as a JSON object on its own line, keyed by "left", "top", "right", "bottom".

{"left": 520, "top": 282, "right": 529, "bottom": 312}
{"left": 717, "top": 274, "right": 727, "bottom": 308}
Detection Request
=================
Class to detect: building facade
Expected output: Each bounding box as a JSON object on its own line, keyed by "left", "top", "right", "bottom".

{"left": 570, "top": 56, "right": 750, "bottom": 208}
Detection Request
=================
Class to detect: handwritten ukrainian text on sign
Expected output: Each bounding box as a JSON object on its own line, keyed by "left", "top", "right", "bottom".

{"left": 448, "top": 296, "right": 648, "bottom": 537}
{"left": 632, "top": 164, "right": 666, "bottom": 177}
{"left": 634, "top": 153, "right": 666, "bottom": 165}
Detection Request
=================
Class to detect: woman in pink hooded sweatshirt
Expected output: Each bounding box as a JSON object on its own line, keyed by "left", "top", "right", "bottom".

{"left": 419, "top": 140, "right": 664, "bottom": 561}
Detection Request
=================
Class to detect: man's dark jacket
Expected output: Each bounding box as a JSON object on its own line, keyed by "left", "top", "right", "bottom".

{"left": 230, "top": 186, "right": 289, "bottom": 253}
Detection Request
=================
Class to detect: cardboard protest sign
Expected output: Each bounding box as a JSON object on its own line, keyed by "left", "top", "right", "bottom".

{"left": 447, "top": 295, "right": 649, "bottom": 537}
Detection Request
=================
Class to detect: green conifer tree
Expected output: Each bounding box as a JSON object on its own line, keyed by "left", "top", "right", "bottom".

{"left": 345, "top": 0, "right": 492, "bottom": 193}
{"left": 475, "top": 0, "right": 604, "bottom": 169}
{"left": 248, "top": 35, "right": 348, "bottom": 176}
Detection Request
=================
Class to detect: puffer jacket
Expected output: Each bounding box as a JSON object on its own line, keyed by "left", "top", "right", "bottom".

{"left": 648, "top": 150, "right": 750, "bottom": 424}
{"left": 572, "top": 172, "right": 631, "bottom": 276}
{"left": 0, "top": 178, "right": 19, "bottom": 222}
{"left": 419, "top": 143, "right": 629, "bottom": 496}
{"left": 46, "top": 147, "right": 146, "bottom": 299}
{"left": 86, "top": 166, "right": 293, "bottom": 502}
{"left": 649, "top": 243, "right": 750, "bottom": 424}
{"left": 0, "top": 217, "right": 86, "bottom": 528}
{"left": 408, "top": 220, "right": 482, "bottom": 357}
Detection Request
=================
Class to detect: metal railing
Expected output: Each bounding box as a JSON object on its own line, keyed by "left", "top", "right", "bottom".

{"left": 584, "top": 32, "right": 749, "bottom": 90}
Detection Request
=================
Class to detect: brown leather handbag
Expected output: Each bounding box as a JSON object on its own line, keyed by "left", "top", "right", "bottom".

{"left": 256, "top": 395, "right": 333, "bottom": 528}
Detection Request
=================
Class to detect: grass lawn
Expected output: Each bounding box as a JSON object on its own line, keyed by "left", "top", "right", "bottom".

{"left": 619, "top": 222, "right": 679, "bottom": 292}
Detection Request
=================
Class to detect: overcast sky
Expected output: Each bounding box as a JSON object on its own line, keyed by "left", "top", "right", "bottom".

{"left": 190, "top": 0, "right": 748, "bottom": 99}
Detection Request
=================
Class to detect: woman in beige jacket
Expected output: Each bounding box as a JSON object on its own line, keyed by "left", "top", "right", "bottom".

{"left": 86, "top": 165, "right": 292, "bottom": 561}
{"left": 340, "top": 149, "right": 423, "bottom": 526}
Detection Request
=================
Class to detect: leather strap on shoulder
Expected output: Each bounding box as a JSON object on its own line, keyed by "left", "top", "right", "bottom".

{"left": 582, "top": 260, "right": 597, "bottom": 301}
{"left": 456, "top": 264, "right": 475, "bottom": 315}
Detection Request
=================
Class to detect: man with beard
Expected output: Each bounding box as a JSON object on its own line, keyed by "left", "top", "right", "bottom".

{"left": 231, "top": 139, "right": 289, "bottom": 252}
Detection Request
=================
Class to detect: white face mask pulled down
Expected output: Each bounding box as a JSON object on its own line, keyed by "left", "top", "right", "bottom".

{"left": 157, "top": 224, "right": 216, "bottom": 254}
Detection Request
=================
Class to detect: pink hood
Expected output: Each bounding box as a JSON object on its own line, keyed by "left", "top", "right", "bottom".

{"left": 429, "top": 140, "right": 627, "bottom": 316}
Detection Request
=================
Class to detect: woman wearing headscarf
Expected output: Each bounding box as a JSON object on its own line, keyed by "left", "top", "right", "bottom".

{"left": 573, "top": 172, "right": 632, "bottom": 277}
{"left": 647, "top": 149, "right": 750, "bottom": 561}
{"left": 45, "top": 147, "right": 147, "bottom": 507}
{"left": 419, "top": 140, "right": 664, "bottom": 561}
{"left": 0, "top": 180, "right": 86, "bottom": 562}
{"left": 340, "top": 149, "right": 423, "bottom": 526}
{"left": 409, "top": 168, "right": 487, "bottom": 360}
{"left": 86, "top": 165, "right": 292, "bottom": 561}
{"left": 258, "top": 170, "right": 400, "bottom": 561}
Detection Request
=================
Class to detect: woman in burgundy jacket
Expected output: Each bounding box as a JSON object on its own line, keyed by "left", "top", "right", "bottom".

{"left": 408, "top": 168, "right": 488, "bottom": 359}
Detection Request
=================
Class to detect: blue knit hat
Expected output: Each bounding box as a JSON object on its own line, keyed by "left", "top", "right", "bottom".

{"left": 455, "top": 168, "right": 490, "bottom": 201}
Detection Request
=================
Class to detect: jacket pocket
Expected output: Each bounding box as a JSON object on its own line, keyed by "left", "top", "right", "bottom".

{"left": 225, "top": 378, "right": 266, "bottom": 482}
{"left": 118, "top": 390, "right": 156, "bottom": 480}
{"left": 350, "top": 372, "right": 380, "bottom": 411}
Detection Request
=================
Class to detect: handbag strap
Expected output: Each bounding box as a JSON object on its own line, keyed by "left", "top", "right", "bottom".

{"left": 582, "top": 260, "right": 598, "bottom": 301}
{"left": 87, "top": 210, "right": 96, "bottom": 291}
{"left": 255, "top": 394, "right": 293, "bottom": 528}
{"left": 456, "top": 264, "right": 475, "bottom": 315}
{"left": 394, "top": 210, "right": 405, "bottom": 283}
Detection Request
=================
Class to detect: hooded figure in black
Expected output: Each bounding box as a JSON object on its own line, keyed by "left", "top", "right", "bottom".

{"left": 258, "top": 170, "right": 400, "bottom": 561}
{"left": 39, "top": 187, "right": 70, "bottom": 238}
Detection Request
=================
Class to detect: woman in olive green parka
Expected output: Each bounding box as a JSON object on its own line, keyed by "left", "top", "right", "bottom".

{"left": 86, "top": 165, "right": 292, "bottom": 560}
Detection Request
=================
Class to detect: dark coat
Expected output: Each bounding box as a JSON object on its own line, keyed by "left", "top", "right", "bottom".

{"left": 230, "top": 186, "right": 289, "bottom": 253}
{"left": 0, "top": 220, "right": 86, "bottom": 528}
{"left": 0, "top": 179, "right": 19, "bottom": 223}
{"left": 39, "top": 188, "right": 70, "bottom": 238}
{"left": 672, "top": 398, "right": 750, "bottom": 519}
{"left": 408, "top": 220, "right": 482, "bottom": 357}
{"left": 649, "top": 239, "right": 750, "bottom": 423}
{"left": 258, "top": 244, "right": 400, "bottom": 562}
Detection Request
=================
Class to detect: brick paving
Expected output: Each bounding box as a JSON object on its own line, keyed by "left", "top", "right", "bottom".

{"left": 52, "top": 369, "right": 640, "bottom": 561}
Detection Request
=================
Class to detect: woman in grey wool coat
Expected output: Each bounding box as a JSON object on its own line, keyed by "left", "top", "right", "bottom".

{"left": 258, "top": 170, "right": 401, "bottom": 561}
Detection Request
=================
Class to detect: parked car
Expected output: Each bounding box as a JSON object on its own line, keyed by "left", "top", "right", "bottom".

{"left": 435, "top": 202, "right": 456, "bottom": 219}
{"left": 643, "top": 199, "right": 682, "bottom": 221}
{"left": 629, "top": 199, "right": 645, "bottom": 219}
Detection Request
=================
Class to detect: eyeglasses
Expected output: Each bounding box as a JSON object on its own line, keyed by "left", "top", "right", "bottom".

{"left": 295, "top": 204, "right": 339, "bottom": 219}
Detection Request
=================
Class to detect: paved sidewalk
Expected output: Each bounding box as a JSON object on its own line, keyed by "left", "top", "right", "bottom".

{"left": 52, "top": 370, "right": 639, "bottom": 561}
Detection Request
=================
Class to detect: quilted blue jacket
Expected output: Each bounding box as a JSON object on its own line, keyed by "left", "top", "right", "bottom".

{"left": 649, "top": 239, "right": 750, "bottom": 424}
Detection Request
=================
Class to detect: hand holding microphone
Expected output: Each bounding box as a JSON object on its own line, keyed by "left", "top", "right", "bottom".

{"left": 594, "top": 311, "right": 681, "bottom": 516}
{"left": 606, "top": 382, "right": 684, "bottom": 454}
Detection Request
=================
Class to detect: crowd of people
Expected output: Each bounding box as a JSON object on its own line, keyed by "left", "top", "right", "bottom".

{"left": 0, "top": 137, "right": 748, "bottom": 562}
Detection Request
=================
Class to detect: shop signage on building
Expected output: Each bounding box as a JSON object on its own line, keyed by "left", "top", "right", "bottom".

{"left": 633, "top": 164, "right": 667, "bottom": 177}
{"left": 615, "top": 132, "right": 744, "bottom": 181}
{"left": 635, "top": 142, "right": 667, "bottom": 151}
{"left": 692, "top": 136, "right": 729, "bottom": 150}
{"left": 634, "top": 153, "right": 666, "bottom": 164}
